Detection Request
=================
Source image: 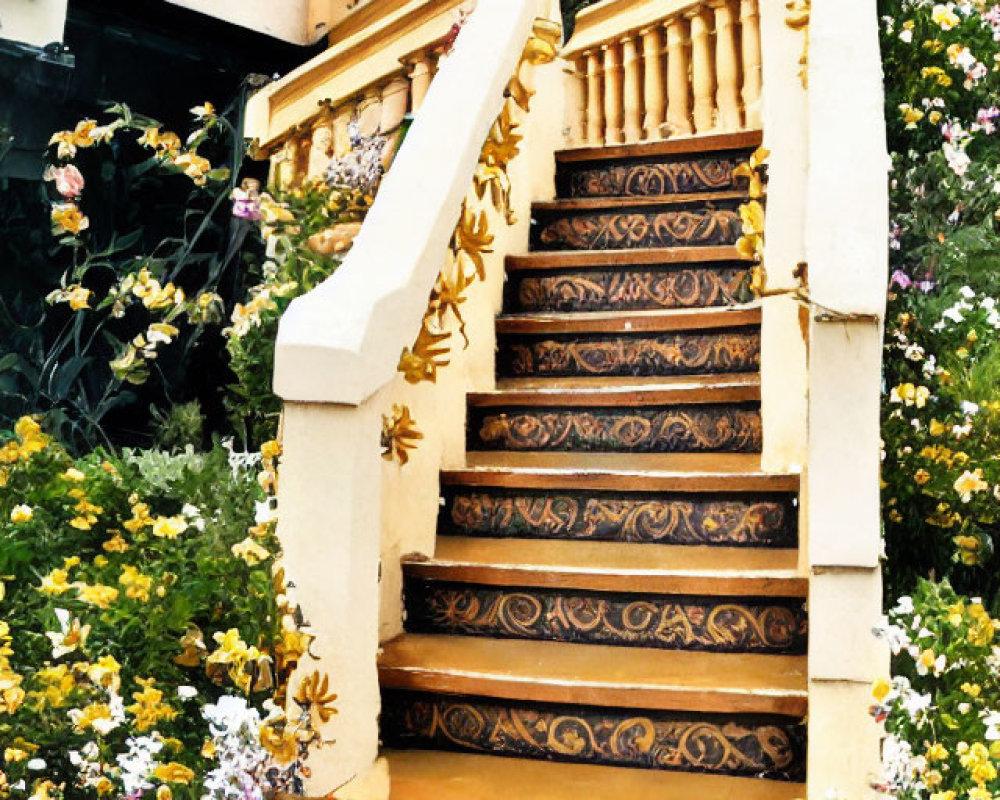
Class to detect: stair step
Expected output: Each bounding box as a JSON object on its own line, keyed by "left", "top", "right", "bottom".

{"left": 467, "top": 381, "right": 761, "bottom": 454}
{"left": 380, "top": 689, "right": 806, "bottom": 780}
{"left": 385, "top": 749, "right": 807, "bottom": 800}
{"left": 495, "top": 309, "right": 760, "bottom": 379}
{"left": 506, "top": 246, "right": 751, "bottom": 270}
{"left": 439, "top": 476, "right": 798, "bottom": 546}
{"left": 379, "top": 635, "right": 807, "bottom": 715}
{"left": 556, "top": 131, "right": 765, "bottom": 164}
{"left": 531, "top": 193, "right": 745, "bottom": 252}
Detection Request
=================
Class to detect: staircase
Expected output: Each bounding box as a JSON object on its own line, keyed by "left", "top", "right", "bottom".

{"left": 377, "top": 131, "right": 808, "bottom": 798}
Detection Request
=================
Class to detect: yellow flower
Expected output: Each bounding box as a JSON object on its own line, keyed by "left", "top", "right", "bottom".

{"left": 103, "top": 532, "right": 130, "bottom": 552}
{"left": 3, "top": 747, "right": 27, "bottom": 763}
{"left": 39, "top": 568, "right": 72, "bottom": 596}
{"left": 51, "top": 203, "right": 90, "bottom": 235}
{"left": 68, "top": 702, "right": 117, "bottom": 734}
{"left": 929, "top": 110, "right": 943, "bottom": 124}
{"left": 260, "top": 724, "right": 299, "bottom": 764}
{"left": 75, "top": 583, "right": 119, "bottom": 609}
{"left": 10, "top": 505, "right": 33, "bottom": 523}
{"left": 123, "top": 502, "right": 153, "bottom": 533}
{"left": 119, "top": 565, "right": 153, "bottom": 602}
{"left": 45, "top": 613, "right": 90, "bottom": 659}
{"left": 914, "top": 469, "right": 931, "bottom": 486}
{"left": 153, "top": 763, "right": 195, "bottom": 785}
{"left": 929, "top": 418, "right": 946, "bottom": 436}
{"left": 899, "top": 104, "right": 925, "bottom": 127}
{"left": 931, "top": 4, "right": 961, "bottom": 29}
{"left": 69, "top": 516, "right": 94, "bottom": 531}
{"left": 173, "top": 153, "right": 212, "bottom": 185}
{"left": 921, "top": 66, "right": 953, "bottom": 86}
{"left": 231, "top": 537, "right": 270, "bottom": 566}
{"left": 961, "top": 682, "right": 982, "bottom": 697}
{"left": 151, "top": 515, "right": 187, "bottom": 539}
{"left": 156, "top": 787, "right": 173, "bottom": 800}
{"left": 926, "top": 742, "right": 948, "bottom": 761}
{"left": 954, "top": 469, "right": 988, "bottom": 500}
{"left": 62, "top": 467, "right": 86, "bottom": 483}
{"left": 127, "top": 677, "right": 178, "bottom": 732}
{"left": 137, "top": 127, "right": 181, "bottom": 154}
{"left": 923, "top": 769, "right": 943, "bottom": 788}
{"left": 260, "top": 440, "right": 282, "bottom": 460}
{"left": 871, "top": 677, "right": 891, "bottom": 702}
{"left": 87, "top": 655, "right": 121, "bottom": 691}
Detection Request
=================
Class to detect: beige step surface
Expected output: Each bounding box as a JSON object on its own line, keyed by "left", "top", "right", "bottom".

{"left": 495, "top": 305, "right": 761, "bottom": 334}
{"left": 532, "top": 190, "right": 749, "bottom": 212}
{"left": 556, "top": 129, "right": 764, "bottom": 163}
{"left": 385, "top": 748, "right": 806, "bottom": 800}
{"left": 506, "top": 245, "right": 751, "bottom": 270}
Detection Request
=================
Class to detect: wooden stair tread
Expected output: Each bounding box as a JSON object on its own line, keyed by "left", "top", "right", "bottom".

{"left": 405, "top": 538, "right": 804, "bottom": 597}
{"left": 556, "top": 130, "right": 765, "bottom": 164}
{"left": 451, "top": 452, "right": 798, "bottom": 492}
{"left": 379, "top": 635, "right": 807, "bottom": 715}
{"left": 506, "top": 246, "right": 750, "bottom": 270}
{"left": 468, "top": 376, "right": 760, "bottom": 408}
{"left": 386, "top": 749, "right": 805, "bottom": 800}
{"left": 496, "top": 306, "right": 760, "bottom": 334}
{"left": 496, "top": 374, "right": 760, "bottom": 391}
{"left": 533, "top": 190, "right": 748, "bottom": 212}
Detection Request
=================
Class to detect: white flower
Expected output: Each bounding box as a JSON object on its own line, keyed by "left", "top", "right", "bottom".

{"left": 26, "top": 759, "right": 46, "bottom": 771}
{"left": 254, "top": 499, "right": 278, "bottom": 526}
{"left": 892, "top": 596, "right": 914, "bottom": 616}
{"left": 178, "top": 685, "right": 198, "bottom": 699}
{"left": 961, "top": 401, "right": 980, "bottom": 415}
{"left": 959, "top": 285, "right": 976, "bottom": 299}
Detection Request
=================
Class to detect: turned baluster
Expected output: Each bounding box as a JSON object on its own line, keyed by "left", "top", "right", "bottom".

{"left": 356, "top": 87, "right": 382, "bottom": 137}
{"left": 621, "top": 35, "right": 643, "bottom": 144}
{"left": 640, "top": 25, "right": 666, "bottom": 140}
{"left": 292, "top": 130, "right": 310, "bottom": 187}
{"left": 331, "top": 103, "right": 354, "bottom": 158}
{"left": 665, "top": 17, "right": 693, "bottom": 135}
{"left": 585, "top": 50, "right": 604, "bottom": 145}
{"left": 566, "top": 59, "right": 587, "bottom": 145}
{"left": 688, "top": 7, "right": 717, "bottom": 134}
{"left": 602, "top": 42, "right": 624, "bottom": 145}
{"left": 307, "top": 106, "right": 335, "bottom": 180}
{"left": 711, "top": 0, "right": 742, "bottom": 130}
{"left": 406, "top": 53, "right": 434, "bottom": 112}
{"left": 379, "top": 74, "right": 410, "bottom": 134}
{"left": 740, "top": 0, "right": 763, "bottom": 129}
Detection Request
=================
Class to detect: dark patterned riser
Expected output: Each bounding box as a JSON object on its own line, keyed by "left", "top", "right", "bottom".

{"left": 380, "top": 690, "right": 807, "bottom": 782}
{"left": 505, "top": 264, "right": 750, "bottom": 313}
{"left": 496, "top": 328, "right": 760, "bottom": 379}
{"left": 468, "top": 403, "right": 762, "bottom": 453}
{"left": 439, "top": 488, "right": 798, "bottom": 547}
{"left": 403, "top": 580, "right": 807, "bottom": 654}
{"left": 531, "top": 203, "right": 743, "bottom": 252}
{"left": 556, "top": 153, "right": 754, "bottom": 199}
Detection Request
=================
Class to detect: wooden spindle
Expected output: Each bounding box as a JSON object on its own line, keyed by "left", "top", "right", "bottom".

{"left": 665, "top": 17, "right": 693, "bottom": 135}
{"left": 379, "top": 74, "right": 410, "bottom": 134}
{"left": 640, "top": 25, "right": 666, "bottom": 140}
{"left": 621, "top": 35, "right": 643, "bottom": 144}
{"left": 711, "top": 0, "right": 742, "bottom": 131}
{"left": 406, "top": 53, "right": 433, "bottom": 112}
{"left": 307, "top": 113, "right": 334, "bottom": 179}
{"left": 688, "top": 7, "right": 716, "bottom": 134}
{"left": 566, "top": 59, "right": 587, "bottom": 145}
{"left": 740, "top": 0, "right": 763, "bottom": 129}
{"left": 331, "top": 104, "right": 353, "bottom": 158}
{"left": 357, "top": 88, "right": 382, "bottom": 137}
{"left": 602, "top": 42, "right": 624, "bottom": 145}
{"left": 293, "top": 131, "right": 310, "bottom": 187}
{"left": 585, "top": 50, "right": 604, "bottom": 145}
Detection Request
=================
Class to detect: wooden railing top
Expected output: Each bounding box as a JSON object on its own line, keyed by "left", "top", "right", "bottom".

{"left": 563, "top": 0, "right": 702, "bottom": 57}
{"left": 245, "top": 0, "right": 467, "bottom": 150}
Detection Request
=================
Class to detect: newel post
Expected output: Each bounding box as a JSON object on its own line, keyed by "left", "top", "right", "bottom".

{"left": 802, "top": 0, "right": 889, "bottom": 797}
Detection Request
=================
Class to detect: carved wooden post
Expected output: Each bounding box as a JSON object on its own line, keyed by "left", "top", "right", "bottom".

{"left": 307, "top": 103, "right": 335, "bottom": 180}
{"left": 331, "top": 104, "right": 353, "bottom": 158}
{"left": 406, "top": 53, "right": 434, "bottom": 112}
{"left": 602, "top": 43, "right": 624, "bottom": 145}
{"left": 379, "top": 74, "right": 410, "bottom": 134}
{"left": 292, "top": 132, "right": 309, "bottom": 187}
{"left": 621, "top": 35, "right": 643, "bottom": 144}
{"left": 640, "top": 25, "right": 666, "bottom": 140}
{"left": 585, "top": 50, "right": 605, "bottom": 145}
{"left": 665, "top": 17, "right": 693, "bottom": 135}
{"left": 741, "top": 0, "right": 763, "bottom": 129}
{"left": 711, "top": 0, "right": 742, "bottom": 131}
{"left": 357, "top": 87, "right": 382, "bottom": 137}
{"left": 566, "top": 58, "right": 587, "bottom": 145}
{"left": 688, "top": 8, "right": 717, "bottom": 134}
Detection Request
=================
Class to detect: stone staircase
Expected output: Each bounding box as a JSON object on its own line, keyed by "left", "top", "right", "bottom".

{"left": 377, "top": 131, "right": 807, "bottom": 798}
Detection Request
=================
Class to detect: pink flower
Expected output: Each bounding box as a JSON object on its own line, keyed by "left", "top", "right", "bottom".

{"left": 45, "top": 164, "right": 85, "bottom": 198}
{"left": 890, "top": 270, "right": 913, "bottom": 290}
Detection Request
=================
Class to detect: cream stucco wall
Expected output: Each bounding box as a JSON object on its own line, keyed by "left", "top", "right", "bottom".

{"left": 0, "top": 0, "right": 67, "bottom": 47}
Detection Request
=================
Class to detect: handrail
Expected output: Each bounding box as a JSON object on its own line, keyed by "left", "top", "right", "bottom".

{"left": 272, "top": 0, "right": 542, "bottom": 406}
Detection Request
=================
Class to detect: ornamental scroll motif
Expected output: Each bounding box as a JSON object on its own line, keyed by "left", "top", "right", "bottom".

{"left": 398, "top": 18, "right": 561, "bottom": 384}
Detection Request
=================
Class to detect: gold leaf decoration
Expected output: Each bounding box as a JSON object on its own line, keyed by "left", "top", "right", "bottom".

{"left": 293, "top": 670, "right": 339, "bottom": 726}
{"left": 399, "top": 17, "right": 562, "bottom": 385}
{"left": 785, "top": 0, "right": 810, "bottom": 89}
{"left": 381, "top": 404, "right": 424, "bottom": 465}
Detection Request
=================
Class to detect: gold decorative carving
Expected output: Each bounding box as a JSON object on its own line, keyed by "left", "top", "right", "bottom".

{"left": 381, "top": 404, "right": 424, "bottom": 465}
{"left": 398, "top": 17, "right": 561, "bottom": 384}
{"left": 785, "top": 0, "right": 810, "bottom": 90}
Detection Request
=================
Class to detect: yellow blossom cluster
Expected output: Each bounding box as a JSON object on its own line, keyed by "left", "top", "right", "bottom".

{"left": 126, "top": 677, "right": 178, "bottom": 732}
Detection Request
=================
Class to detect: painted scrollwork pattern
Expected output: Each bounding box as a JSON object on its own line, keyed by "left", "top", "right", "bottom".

{"left": 497, "top": 329, "right": 760, "bottom": 378}
{"left": 533, "top": 207, "right": 742, "bottom": 251}
{"left": 510, "top": 266, "right": 749, "bottom": 313}
{"left": 404, "top": 580, "right": 807, "bottom": 654}
{"left": 563, "top": 158, "right": 741, "bottom": 198}
{"left": 380, "top": 691, "right": 806, "bottom": 781}
{"left": 469, "top": 404, "right": 762, "bottom": 453}
{"left": 441, "top": 490, "right": 796, "bottom": 546}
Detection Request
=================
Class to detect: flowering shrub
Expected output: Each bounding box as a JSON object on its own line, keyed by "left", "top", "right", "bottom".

{"left": 872, "top": 580, "right": 1000, "bottom": 799}
{"left": 0, "top": 418, "right": 333, "bottom": 800}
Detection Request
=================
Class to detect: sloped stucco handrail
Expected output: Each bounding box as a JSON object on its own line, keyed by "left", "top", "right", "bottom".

{"left": 272, "top": 0, "right": 541, "bottom": 406}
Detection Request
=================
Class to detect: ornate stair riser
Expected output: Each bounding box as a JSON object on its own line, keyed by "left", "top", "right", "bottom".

{"left": 438, "top": 488, "right": 798, "bottom": 547}
{"left": 403, "top": 579, "right": 807, "bottom": 654}
{"left": 531, "top": 202, "right": 744, "bottom": 252}
{"left": 496, "top": 328, "right": 760, "bottom": 379}
{"left": 556, "top": 153, "right": 755, "bottom": 199}
{"left": 467, "top": 403, "right": 763, "bottom": 453}
{"left": 380, "top": 690, "right": 807, "bottom": 782}
{"left": 505, "top": 265, "right": 750, "bottom": 313}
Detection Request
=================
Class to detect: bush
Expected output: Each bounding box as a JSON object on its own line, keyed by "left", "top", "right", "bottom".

{"left": 0, "top": 418, "right": 331, "bottom": 800}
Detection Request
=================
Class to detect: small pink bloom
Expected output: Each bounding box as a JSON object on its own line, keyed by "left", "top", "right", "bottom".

{"left": 46, "top": 164, "right": 85, "bottom": 198}
{"left": 890, "top": 270, "right": 912, "bottom": 290}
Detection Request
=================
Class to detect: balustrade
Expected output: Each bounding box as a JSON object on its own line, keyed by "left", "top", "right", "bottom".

{"left": 563, "top": 0, "right": 762, "bottom": 146}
